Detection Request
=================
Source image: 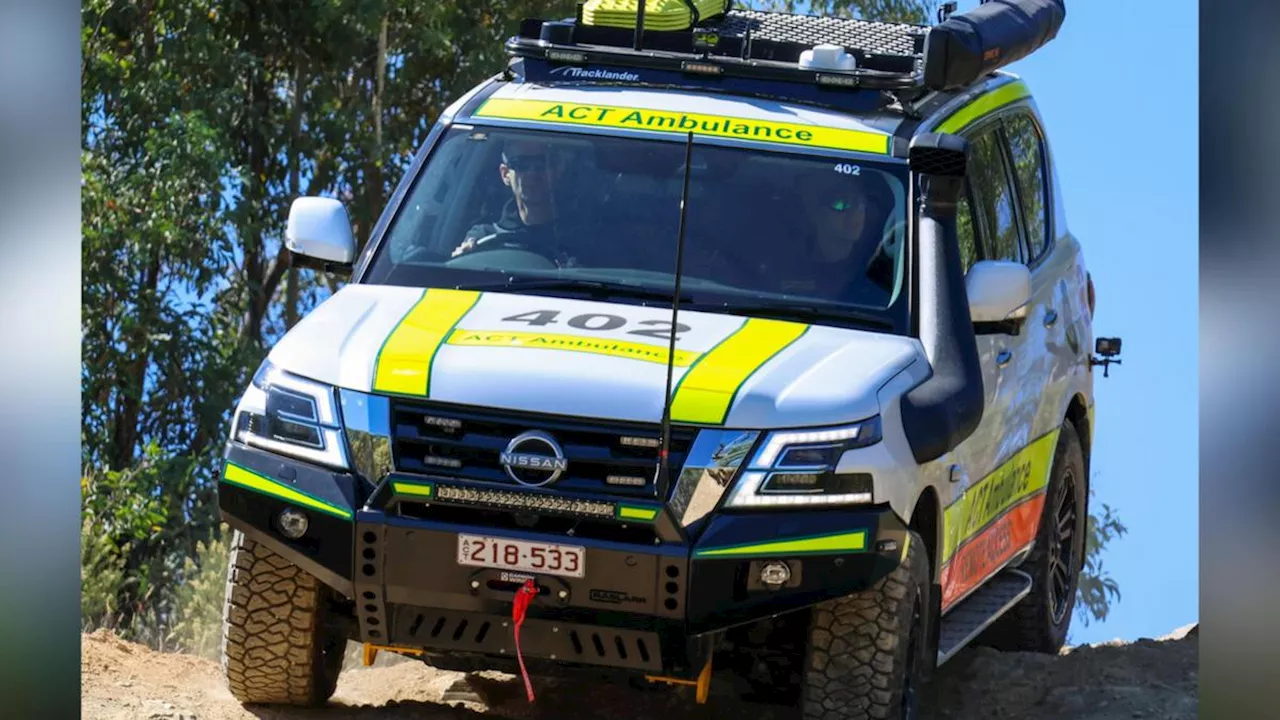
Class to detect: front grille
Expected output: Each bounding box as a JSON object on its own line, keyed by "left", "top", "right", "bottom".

{"left": 390, "top": 401, "right": 697, "bottom": 499}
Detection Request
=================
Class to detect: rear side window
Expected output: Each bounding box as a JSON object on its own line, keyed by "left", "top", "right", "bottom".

{"left": 967, "top": 129, "right": 1021, "bottom": 263}
{"left": 1005, "top": 112, "right": 1051, "bottom": 262}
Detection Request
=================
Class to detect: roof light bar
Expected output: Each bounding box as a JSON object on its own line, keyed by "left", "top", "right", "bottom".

{"left": 546, "top": 49, "right": 587, "bottom": 64}
{"left": 815, "top": 73, "right": 860, "bottom": 88}
{"left": 682, "top": 60, "right": 723, "bottom": 76}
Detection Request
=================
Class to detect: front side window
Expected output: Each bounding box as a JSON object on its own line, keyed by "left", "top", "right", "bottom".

{"left": 361, "top": 126, "right": 912, "bottom": 333}
{"left": 967, "top": 128, "right": 1022, "bottom": 263}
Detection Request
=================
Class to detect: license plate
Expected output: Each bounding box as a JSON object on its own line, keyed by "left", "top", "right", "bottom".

{"left": 456, "top": 534, "right": 586, "bottom": 579}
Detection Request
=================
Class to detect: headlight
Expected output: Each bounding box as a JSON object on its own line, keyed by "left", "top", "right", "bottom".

{"left": 723, "top": 417, "right": 881, "bottom": 508}
{"left": 233, "top": 359, "right": 350, "bottom": 470}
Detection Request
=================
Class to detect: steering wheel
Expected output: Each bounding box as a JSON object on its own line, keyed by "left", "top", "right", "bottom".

{"left": 444, "top": 238, "right": 562, "bottom": 271}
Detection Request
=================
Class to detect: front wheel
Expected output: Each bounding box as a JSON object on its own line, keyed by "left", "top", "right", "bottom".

{"left": 220, "top": 530, "right": 346, "bottom": 706}
{"left": 800, "top": 529, "right": 931, "bottom": 720}
{"left": 979, "top": 420, "right": 1088, "bottom": 653}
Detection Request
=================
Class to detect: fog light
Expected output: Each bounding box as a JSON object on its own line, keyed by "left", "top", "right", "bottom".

{"left": 759, "top": 561, "right": 791, "bottom": 588}
{"left": 278, "top": 508, "right": 309, "bottom": 539}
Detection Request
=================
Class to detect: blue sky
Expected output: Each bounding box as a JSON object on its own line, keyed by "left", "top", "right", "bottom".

{"left": 997, "top": 0, "right": 1199, "bottom": 643}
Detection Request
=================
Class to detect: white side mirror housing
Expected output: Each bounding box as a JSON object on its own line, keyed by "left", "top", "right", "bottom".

{"left": 285, "top": 197, "right": 356, "bottom": 265}
{"left": 966, "top": 260, "right": 1032, "bottom": 323}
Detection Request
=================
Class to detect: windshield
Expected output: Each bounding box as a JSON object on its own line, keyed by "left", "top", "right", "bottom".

{"left": 361, "top": 125, "right": 911, "bottom": 333}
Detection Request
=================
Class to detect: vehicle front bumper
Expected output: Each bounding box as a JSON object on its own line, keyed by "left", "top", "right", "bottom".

{"left": 217, "top": 442, "right": 911, "bottom": 679}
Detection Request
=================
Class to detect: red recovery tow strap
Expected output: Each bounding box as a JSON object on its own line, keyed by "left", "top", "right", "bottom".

{"left": 512, "top": 579, "right": 538, "bottom": 702}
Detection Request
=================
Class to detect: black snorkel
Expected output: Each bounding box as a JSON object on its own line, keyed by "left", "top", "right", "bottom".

{"left": 899, "top": 132, "right": 985, "bottom": 463}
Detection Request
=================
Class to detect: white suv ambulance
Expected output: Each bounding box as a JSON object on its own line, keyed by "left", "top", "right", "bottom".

{"left": 215, "top": 2, "right": 1121, "bottom": 718}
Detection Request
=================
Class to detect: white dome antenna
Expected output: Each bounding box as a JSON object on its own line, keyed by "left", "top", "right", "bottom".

{"left": 798, "top": 44, "right": 858, "bottom": 72}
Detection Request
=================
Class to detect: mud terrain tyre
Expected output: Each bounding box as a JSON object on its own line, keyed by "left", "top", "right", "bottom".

{"left": 800, "top": 529, "right": 930, "bottom": 720}
{"left": 220, "top": 530, "right": 345, "bottom": 706}
{"left": 980, "top": 420, "right": 1088, "bottom": 654}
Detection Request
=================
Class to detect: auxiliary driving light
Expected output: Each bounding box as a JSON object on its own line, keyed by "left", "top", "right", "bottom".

{"left": 759, "top": 561, "right": 792, "bottom": 588}
{"left": 278, "top": 508, "right": 309, "bottom": 539}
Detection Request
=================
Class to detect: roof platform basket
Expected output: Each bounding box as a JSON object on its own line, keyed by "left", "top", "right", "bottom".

{"left": 506, "top": 0, "right": 1065, "bottom": 97}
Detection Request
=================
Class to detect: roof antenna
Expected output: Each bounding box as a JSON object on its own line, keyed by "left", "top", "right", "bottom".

{"left": 656, "top": 131, "right": 695, "bottom": 496}
{"left": 633, "top": 0, "right": 647, "bottom": 50}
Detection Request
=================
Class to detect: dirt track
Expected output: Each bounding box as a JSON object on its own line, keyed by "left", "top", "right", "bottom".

{"left": 81, "top": 625, "right": 1198, "bottom": 720}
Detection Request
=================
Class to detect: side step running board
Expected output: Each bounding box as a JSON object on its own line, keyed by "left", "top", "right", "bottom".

{"left": 936, "top": 568, "right": 1033, "bottom": 666}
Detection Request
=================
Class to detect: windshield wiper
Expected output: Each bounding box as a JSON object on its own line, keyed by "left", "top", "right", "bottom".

{"left": 711, "top": 300, "right": 894, "bottom": 331}
{"left": 458, "top": 277, "right": 693, "bottom": 303}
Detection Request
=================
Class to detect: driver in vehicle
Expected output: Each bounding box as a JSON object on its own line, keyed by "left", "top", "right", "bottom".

{"left": 451, "top": 138, "right": 577, "bottom": 264}
{"left": 774, "top": 168, "right": 901, "bottom": 306}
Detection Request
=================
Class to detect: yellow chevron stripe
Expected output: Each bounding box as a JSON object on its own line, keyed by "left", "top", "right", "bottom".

{"left": 941, "top": 428, "right": 1058, "bottom": 563}
{"left": 935, "top": 80, "right": 1031, "bottom": 134}
{"left": 669, "top": 318, "right": 808, "bottom": 425}
{"left": 616, "top": 504, "right": 660, "bottom": 522}
{"left": 221, "top": 462, "right": 352, "bottom": 520}
{"left": 695, "top": 530, "right": 867, "bottom": 558}
{"left": 373, "top": 289, "right": 481, "bottom": 397}
{"left": 391, "top": 481, "right": 435, "bottom": 498}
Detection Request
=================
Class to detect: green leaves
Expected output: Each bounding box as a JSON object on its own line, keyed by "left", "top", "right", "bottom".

{"left": 80, "top": 0, "right": 581, "bottom": 648}
{"left": 1077, "top": 495, "right": 1129, "bottom": 626}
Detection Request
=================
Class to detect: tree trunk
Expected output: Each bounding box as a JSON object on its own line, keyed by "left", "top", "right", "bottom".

{"left": 108, "top": 248, "right": 162, "bottom": 471}
{"left": 362, "top": 14, "right": 389, "bottom": 256}
{"left": 285, "top": 56, "right": 305, "bottom": 330}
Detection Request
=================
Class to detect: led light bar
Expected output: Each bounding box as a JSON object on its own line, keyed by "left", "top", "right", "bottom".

{"left": 815, "top": 73, "right": 859, "bottom": 88}
{"left": 620, "top": 436, "right": 661, "bottom": 448}
{"left": 547, "top": 49, "right": 588, "bottom": 63}
{"left": 754, "top": 425, "right": 866, "bottom": 468}
{"left": 422, "top": 415, "right": 462, "bottom": 431}
{"left": 606, "top": 474, "right": 648, "bottom": 487}
{"left": 435, "top": 484, "right": 616, "bottom": 519}
{"left": 682, "top": 60, "right": 723, "bottom": 76}
{"left": 422, "top": 455, "right": 462, "bottom": 469}
{"left": 728, "top": 471, "right": 873, "bottom": 507}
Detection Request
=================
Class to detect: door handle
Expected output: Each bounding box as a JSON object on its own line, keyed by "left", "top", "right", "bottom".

{"left": 1044, "top": 309, "right": 1059, "bottom": 328}
{"left": 997, "top": 349, "right": 1013, "bottom": 367}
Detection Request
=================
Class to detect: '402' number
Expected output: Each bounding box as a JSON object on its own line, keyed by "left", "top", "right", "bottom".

{"left": 834, "top": 163, "right": 861, "bottom": 176}
{"left": 502, "top": 310, "right": 690, "bottom": 341}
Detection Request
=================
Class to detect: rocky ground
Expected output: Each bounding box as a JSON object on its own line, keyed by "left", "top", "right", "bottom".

{"left": 81, "top": 624, "right": 1197, "bottom": 720}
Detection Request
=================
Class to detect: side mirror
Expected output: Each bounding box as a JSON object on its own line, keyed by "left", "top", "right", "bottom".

{"left": 966, "top": 260, "right": 1031, "bottom": 331}
{"left": 285, "top": 197, "right": 356, "bottom": 271}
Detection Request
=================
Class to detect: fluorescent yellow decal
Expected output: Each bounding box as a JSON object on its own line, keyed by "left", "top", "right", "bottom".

{"left": 373, "top": 289, "right": 481, "bottom": 397}
{"left": 221, "top": 462, "right": 352, "bottom": 520}
{"left": 934, "top": 80, "right": 1031, "bottom": 134}
{"left": 617, "top": 505, "right": 660, "bottom": 521}
{"left": 695, "top": 530, "right": 867, "bottom": 558}
{"left": 445, "top": 329, "right": 700, "bottom": 367}
{"left": 392, "top": 482, "right": 434, "bottom": 498}
{"left": 473, "top": 98, "right": 891, "bottom": 155}
{"left": 942, "top": 428, "right": 1058, "bottom": 563}
{"left": 670, "top": 318, "right": 808, "bottom": 425}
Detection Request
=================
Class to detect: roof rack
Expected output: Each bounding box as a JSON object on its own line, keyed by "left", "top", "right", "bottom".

{"left": 504, "top": 1, "right": 1066, "bottom": 100}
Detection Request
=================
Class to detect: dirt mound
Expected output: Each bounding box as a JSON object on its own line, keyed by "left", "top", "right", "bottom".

{"left": 81, "top": 625, "right": 1197, "bottom": 720}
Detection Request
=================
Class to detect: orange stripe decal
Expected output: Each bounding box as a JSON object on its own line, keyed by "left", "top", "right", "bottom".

{"left": 940, "top": 493, "right": 1045, "bottom": 611}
